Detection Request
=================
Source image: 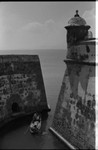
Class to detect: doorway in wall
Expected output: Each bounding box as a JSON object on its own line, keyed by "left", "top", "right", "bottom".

{"left": 12, "top": 102, "right": 20, "bottom": 113}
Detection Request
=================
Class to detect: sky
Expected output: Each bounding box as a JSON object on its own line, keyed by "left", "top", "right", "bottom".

{"left": 0, "top": 2, "right": 95, "bottom": 50}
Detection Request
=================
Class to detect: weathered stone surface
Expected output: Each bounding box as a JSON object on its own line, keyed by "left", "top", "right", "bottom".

{"left": 0, "top": 55, "right": 49, "bottom": 123}
{"left": 51, "top": 11, "right": 95, "bottom": 149}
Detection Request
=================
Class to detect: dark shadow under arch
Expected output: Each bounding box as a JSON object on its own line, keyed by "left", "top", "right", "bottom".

{"left": 12, "top": 102, "right": 20, "bottom": 113}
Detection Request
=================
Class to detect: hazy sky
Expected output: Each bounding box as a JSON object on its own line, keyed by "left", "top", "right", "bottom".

{"left": 0, "top": 2, "right": 95, "bottom": 50}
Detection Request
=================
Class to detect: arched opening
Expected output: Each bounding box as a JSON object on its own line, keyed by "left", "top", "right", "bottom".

{"left": 12, "top": 102, "right": 20, "bottom": 113}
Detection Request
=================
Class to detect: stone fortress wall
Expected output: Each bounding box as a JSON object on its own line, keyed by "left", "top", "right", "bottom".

{"left": 0, "top": 55, "right": 49, "bottom": 127}
{"left": 50, "top": 10, "right": 95, "bottom": 149}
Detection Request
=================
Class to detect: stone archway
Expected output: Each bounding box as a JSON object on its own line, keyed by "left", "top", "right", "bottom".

{"left": 12, "top": 102, "right": 20, "bottom": 113}
{"left": 6, "top": 94, "right": 24, "bottom": 116}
